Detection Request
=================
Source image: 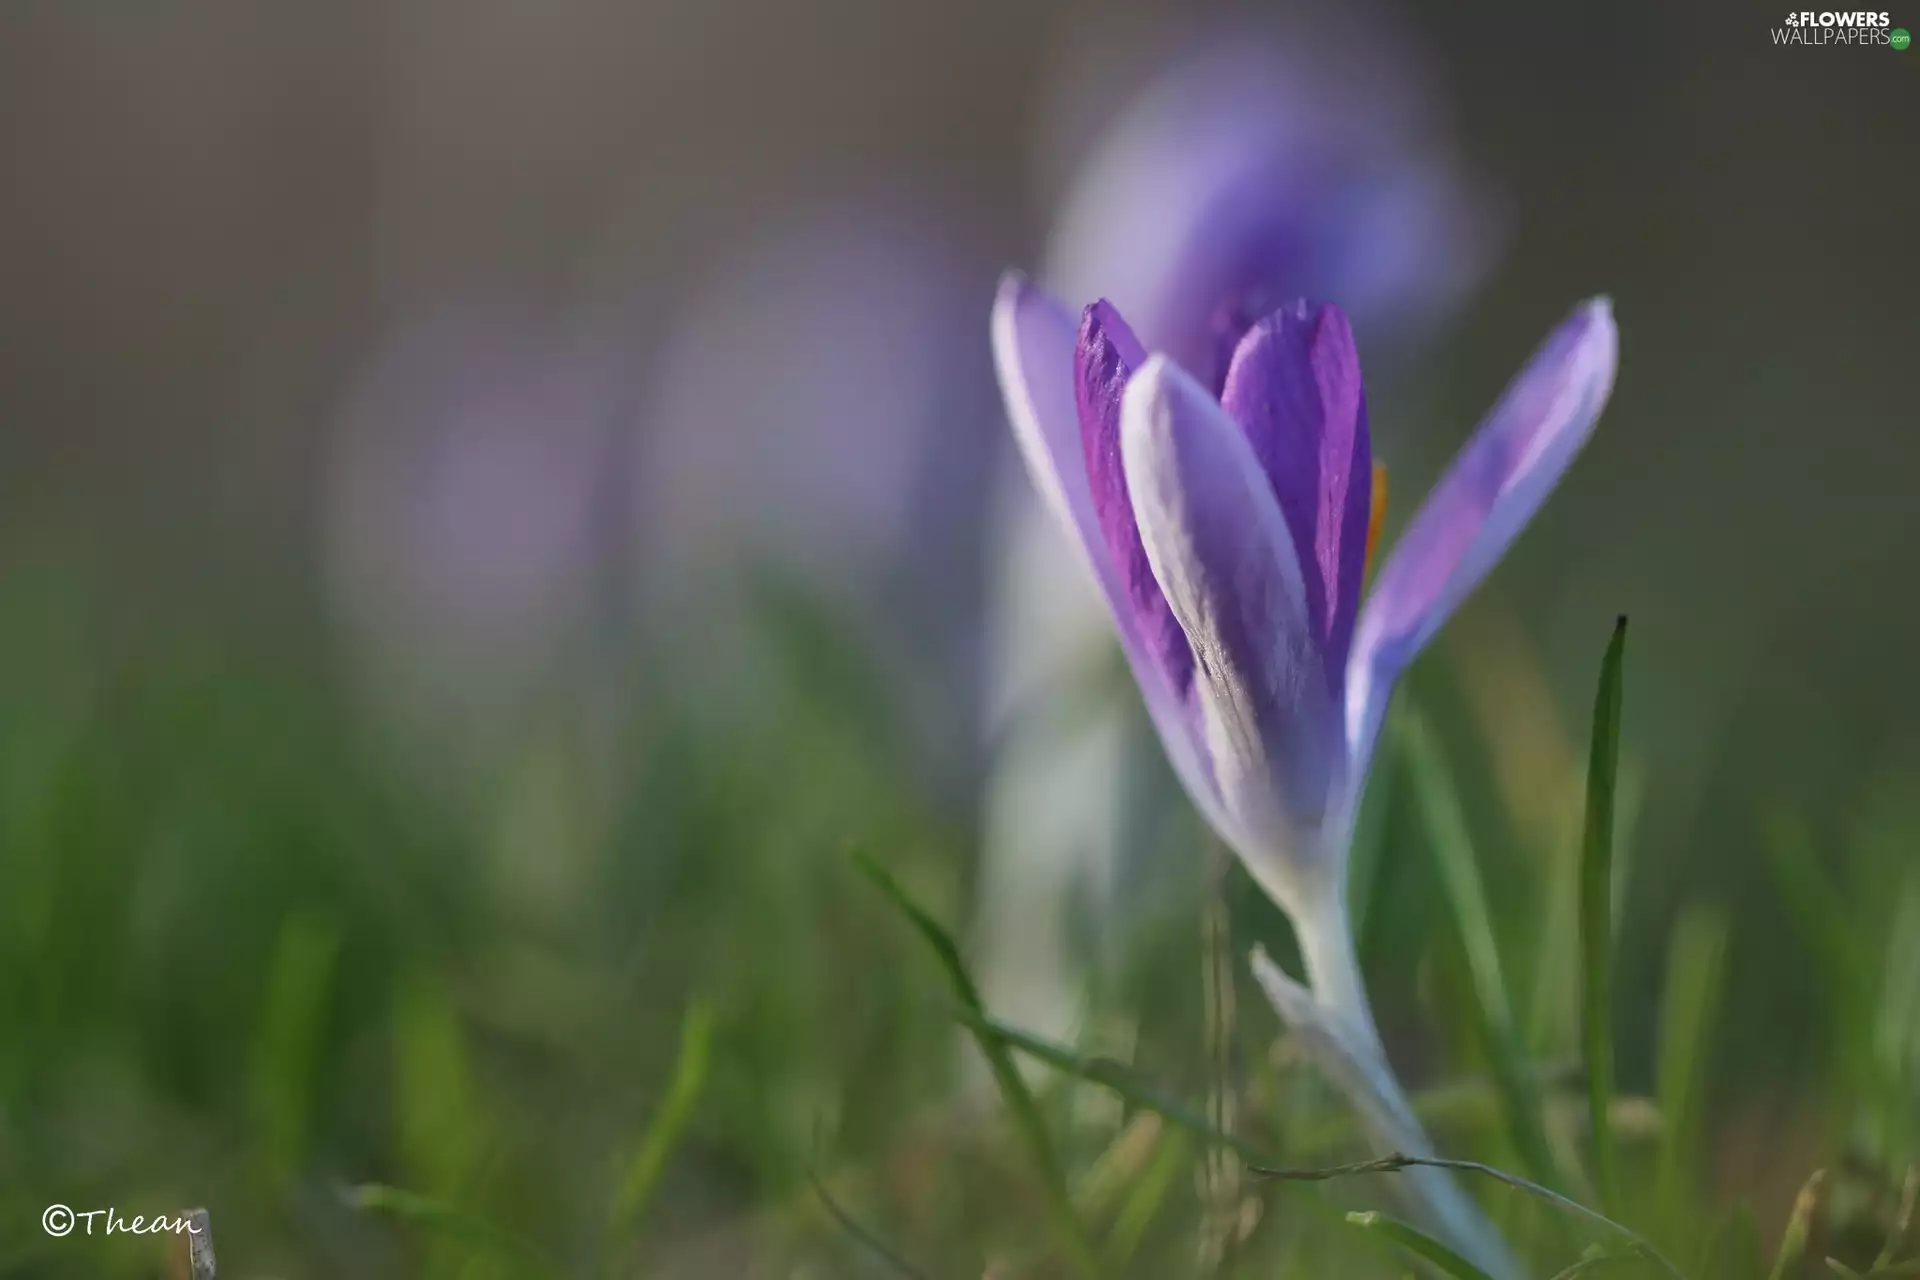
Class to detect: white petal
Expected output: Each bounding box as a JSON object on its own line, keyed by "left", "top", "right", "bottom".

{"left": 991, "top": 273, "right": 1096, "bottom": 554}
{"left": 1120, "top": 355, "right": 1341, "bottom": 906}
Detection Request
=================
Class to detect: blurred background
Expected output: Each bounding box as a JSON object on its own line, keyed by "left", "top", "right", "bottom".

{"left": 1, "top": 2, "right": 1916, "bottom": 1276}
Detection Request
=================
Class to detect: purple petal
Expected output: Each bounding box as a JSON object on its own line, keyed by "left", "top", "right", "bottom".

{"left": 1219, "top": 301, "right": 1372, "bottom": 708}
{"left": 990, "top": 275, "right": 1224, "bottom": 830}
{"left": 1344, "top": 298, "right": 1619, "bottom": 791}
{"left": 1120, "top": 354, "right": 1342, "bottom": 898}
{"left": 1204, "top": 290, "right": 1286, "bottom": 397}
{"left": 1076, "top": 300, "right": 1195, "bottom": 703}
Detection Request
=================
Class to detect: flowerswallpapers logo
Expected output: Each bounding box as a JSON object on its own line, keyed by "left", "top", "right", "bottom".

{"left": 1773, "top": 10, "right": 1904, "bottom": 43}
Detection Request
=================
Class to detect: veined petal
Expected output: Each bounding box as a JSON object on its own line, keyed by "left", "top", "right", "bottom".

{"left": 1121, "top": 355, "right": 1342, "bottom": 898}
{"left": 1345, "top": 297, "right": 1619, "bottom": 791}
{"left": 990, "top": 274, "right": 1224, "bottom": 830}
{"left": 1219, "top": 301, "right": 1372, "bottom": 706}
{"left": 1076, "top": 301, "right": 1195, "bottom": 703}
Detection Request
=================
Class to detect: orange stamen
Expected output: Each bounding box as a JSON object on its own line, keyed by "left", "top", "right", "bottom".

{"left": 1364, "top": 462, "right": 1389, "bottom": 582}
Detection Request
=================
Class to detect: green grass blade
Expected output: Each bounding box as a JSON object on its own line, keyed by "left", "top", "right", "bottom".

{"left": 1769, "top": 1170, "right": 1830, "bottom": 1280}
{"left": 1547, "top": 1248, "right": 1637, "bottom": 1280}
{"left": 390, "top": 969, "right": 502, "bottom": 1278}
{"left": 1526, "top": 817, "right": 1584, "bottom": 1056}
{"left": 1874, "top": 881, "right": 1920, "bottom": 1144}
{"left": 1398, "top": 708, "right": 1563, "bottom": 1191}
{"left": 1700, "top": 1202, "right": 1764, "bottom": 1280}
{"left": 1762, "top": 813, "right": 1866, "bottom": 1013}
{"left": 1580, "top": 615, "right": 1628, "bottom": 1216}
{"left": 807, "top": 1165, "right": 933, "bottom": 1280}
{"left": 343, "top": 1183, "right": 558, "bottom": 1275}
{"left": 1076, "top": 1113, "right": 1165, "bottom": 1220}
{"left": 1653, "top": 907, "right": 1731, "bottom": 1233}
{"left": 1346, "top": 1209, "right": 1501, "bottom": 1280}
{"left": 1107, "top": 1128, "right": 1191, "bottom": 1268}
{"left": 1250, "top": 1152, "right": 1688, "bottom": 1280}
{"left": 1873, "top": 1166, "right": 1916, "bottom": 1270}
{"left": 945, "top": 1004, "right": 1275, "bottom": 1165}
{"left": 607, "top": 998, "right": 714, "bottom": 1240}
{"left": 853, "top": 849, "right": 1099, "bottom": 1277}
{"left": 246, "top": 912, "right": 341, "bottom": 1196}
{"left": 392, "top": 968, "right": 487, "bottom": 1197}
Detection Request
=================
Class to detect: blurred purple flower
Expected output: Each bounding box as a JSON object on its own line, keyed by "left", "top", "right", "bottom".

{"left": 631, "top": 209, "right": 998, "bottom": 792}
{"left": 1040, "top": 38, "right": 1497, "bottom": 381}
{"left": 321, "top": 305, "right": 622, "bottom": 758}
{"left": 632, "top": 213, "right": 990, "bottom": 604}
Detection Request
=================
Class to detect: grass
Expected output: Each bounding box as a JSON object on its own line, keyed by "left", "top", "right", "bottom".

{"left": 1581, "top": 616, "right": 1629, "bottom": 1216}
{"left": 0, "top": 576, "right": 1915, "bottom": 1278}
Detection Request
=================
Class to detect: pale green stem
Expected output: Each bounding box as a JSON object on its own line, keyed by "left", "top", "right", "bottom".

{"left": 1252, "top": 876, "right": 1524, "bottom": 1280}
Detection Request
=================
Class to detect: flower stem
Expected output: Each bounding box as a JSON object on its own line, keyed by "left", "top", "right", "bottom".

{"left": 1263, "top": 904, "right": 1524, "bottom": 1280}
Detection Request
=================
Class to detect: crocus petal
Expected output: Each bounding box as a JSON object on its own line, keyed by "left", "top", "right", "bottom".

{"left": 1076, "top": 301, "right": 1196, "bottom": 703}
{"left": 1344, "top": 298, "right": 1619, "bottom": 792}
{"left": 1120, "top": 355, "right": 1341, "bottom": 898}
{"left": 992, "top": 273, "right": 1097, "bottom": 550}
{"left": 1219, "top": 302, "right": 1372, "bottom": 706}
{"left": 990, "top": 274, "right": 1226, "bottom": 830}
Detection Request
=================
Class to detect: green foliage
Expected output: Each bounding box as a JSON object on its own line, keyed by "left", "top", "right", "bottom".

{"left": 1, "top": 579, "right": 1914, "bottom": 1280}
{"left": 854, "top": 848, "right": 1101, "bottom": 1276}
{"left": 1653, "top": 908, "right": 1731, "bottom": 1242}
{"left": 1581, "top": 616, "right": 1628, "bottom": 1216}
{"left": 606, "top": 999, "right": 714, "bottom": 1244}
{"left": 1400, "top": 706, "right": 1564, "bottom": 1192}
{"left": 1768, "top": 1171, "right": 1830, "bottom": 1280}
{"left": 1346, "top": 1208, "right": 1504, "bottom": 1280}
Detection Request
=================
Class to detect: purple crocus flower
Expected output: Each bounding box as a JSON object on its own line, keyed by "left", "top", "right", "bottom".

{"left": 998, "top": 275, "right": 1615, "bottom": 930}
{"left": 978, "top": 33, "right": 1498, "bottom": 1043}
{"left": 993, "top": 274, "right": 1615, "bottom": 1267}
